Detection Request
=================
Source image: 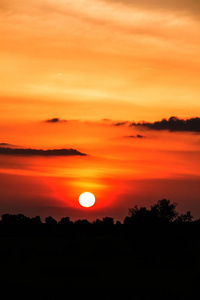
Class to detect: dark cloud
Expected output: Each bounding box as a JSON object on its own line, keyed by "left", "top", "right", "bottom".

{"left": 130, "top": 117, "right": 200, "bottom": 133}
{"left": 44, "top": 118, "right": 67, "bottom": 123}
{"left": 113, "top": 121, "right": 128, "bottom": 127}
{"left": 0, "top": 147, "right": 87, "bottom": 156}
{"left": 124, "top": 134, "right": 145, "bottom": 138}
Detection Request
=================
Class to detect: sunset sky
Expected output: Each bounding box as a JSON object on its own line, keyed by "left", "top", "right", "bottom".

{"left": 0, "top": 0, "right": 200, "bottom": 221}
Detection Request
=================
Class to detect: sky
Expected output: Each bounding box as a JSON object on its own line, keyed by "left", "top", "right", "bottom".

{"left": 0, "top": 0, "right": 200, "bottom": 221}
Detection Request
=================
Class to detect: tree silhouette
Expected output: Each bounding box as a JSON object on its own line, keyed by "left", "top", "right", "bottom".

{"left": 102, "top": 217, "right": 114, "bottom": 226}
{"left": 45, "top": 216, "right": 57, "bottom": 234}
{"left": 150, "top": 199, "right": 178, "bottom": 222}
{"left": 45, "top": 216, "right": 57, "bottom": 225}
{"left": 0, "top": 198, "right": 197, "bottom": 238}
{"left": 176, "top": 211, "right": 193, "bottom": 223}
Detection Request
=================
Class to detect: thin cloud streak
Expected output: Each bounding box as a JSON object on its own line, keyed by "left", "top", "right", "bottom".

{"left": 113, "top": 122, "right": 128, "bottom": 127}
{"left": 124, "top": 135, "right": 145, "bottom": 139}
{"left": 0, "top": 147, "right": 87, "bottom": 156}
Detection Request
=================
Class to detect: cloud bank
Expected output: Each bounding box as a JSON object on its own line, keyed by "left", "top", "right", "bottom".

{"left": 0, "top": 148, "right": 87, "bottom": 156}
{"left": 130, "top": 117, "right": 200, "bottom": 132}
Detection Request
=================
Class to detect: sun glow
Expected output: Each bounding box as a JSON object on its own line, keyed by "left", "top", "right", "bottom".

{"left": 79, "top": 192, "right": 95, "bottom": 208}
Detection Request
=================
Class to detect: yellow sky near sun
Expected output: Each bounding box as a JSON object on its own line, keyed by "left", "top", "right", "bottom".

{"left": 1, "top": 0, "right": 200, "bottom": 122}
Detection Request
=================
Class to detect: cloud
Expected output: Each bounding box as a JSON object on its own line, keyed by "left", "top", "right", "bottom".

{"left": 44, "top": 118, "right": 67, "bottom": 123}
{"left": 124, "top": 134, "right": 145, "bottom": 138}
{"left": 103, "top": 0, "right": 200, "bottom": 18}
{"left": 113, "top": 121, "right": 128, "bottom": 127}
{"left": 130, "top": 117, "right": 200, "bottom": 132}
{"left": 0, "top": 147, "right": 87, "bottom": 156}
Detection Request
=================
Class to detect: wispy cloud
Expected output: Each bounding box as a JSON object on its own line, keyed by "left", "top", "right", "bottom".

{"left": 102, "top": 0, "right": 200, "bottom": 18}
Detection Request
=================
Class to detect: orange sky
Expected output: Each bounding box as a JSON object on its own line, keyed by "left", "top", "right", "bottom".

{"left": 0, "top": 0, "right": 200, "bottom": 221}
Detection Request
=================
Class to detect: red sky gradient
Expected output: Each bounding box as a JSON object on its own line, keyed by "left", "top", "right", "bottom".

{"left": 0, "top": 0, "right": 200, "bottom": 221}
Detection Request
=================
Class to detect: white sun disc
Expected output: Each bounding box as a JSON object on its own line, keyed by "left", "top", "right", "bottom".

{"left": 79, "top": 192, "right": 95, "bottom": 208}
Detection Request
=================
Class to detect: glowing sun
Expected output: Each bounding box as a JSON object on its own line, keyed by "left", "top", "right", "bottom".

{"left": 79, "top": 192, "right": 95, "bottom": 208}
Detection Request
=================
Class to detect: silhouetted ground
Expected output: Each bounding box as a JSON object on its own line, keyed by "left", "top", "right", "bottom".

{"left": 0, "top": 233, "right": 200, "bottom": 299}
{"left": 0, "top": 199, "right": 200, "bottom": 299}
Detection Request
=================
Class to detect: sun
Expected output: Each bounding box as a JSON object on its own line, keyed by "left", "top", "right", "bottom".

{"left": 79, "top": 192, "right": 95, "bottom": 208}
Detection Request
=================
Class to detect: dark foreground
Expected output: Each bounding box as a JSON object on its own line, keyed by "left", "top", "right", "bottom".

{"left": 0, "top": 231, "right": 200, "bottom": 300}
{"left": 0, "top": 199, "right": 200, "bottom": 299}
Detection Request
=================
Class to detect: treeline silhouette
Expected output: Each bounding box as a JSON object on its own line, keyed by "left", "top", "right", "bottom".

{"left": 0, "top": 199, "right": 198, "bottom": 237}
{"left": 1, "top": 199, "right": 200, "bottom": 299}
